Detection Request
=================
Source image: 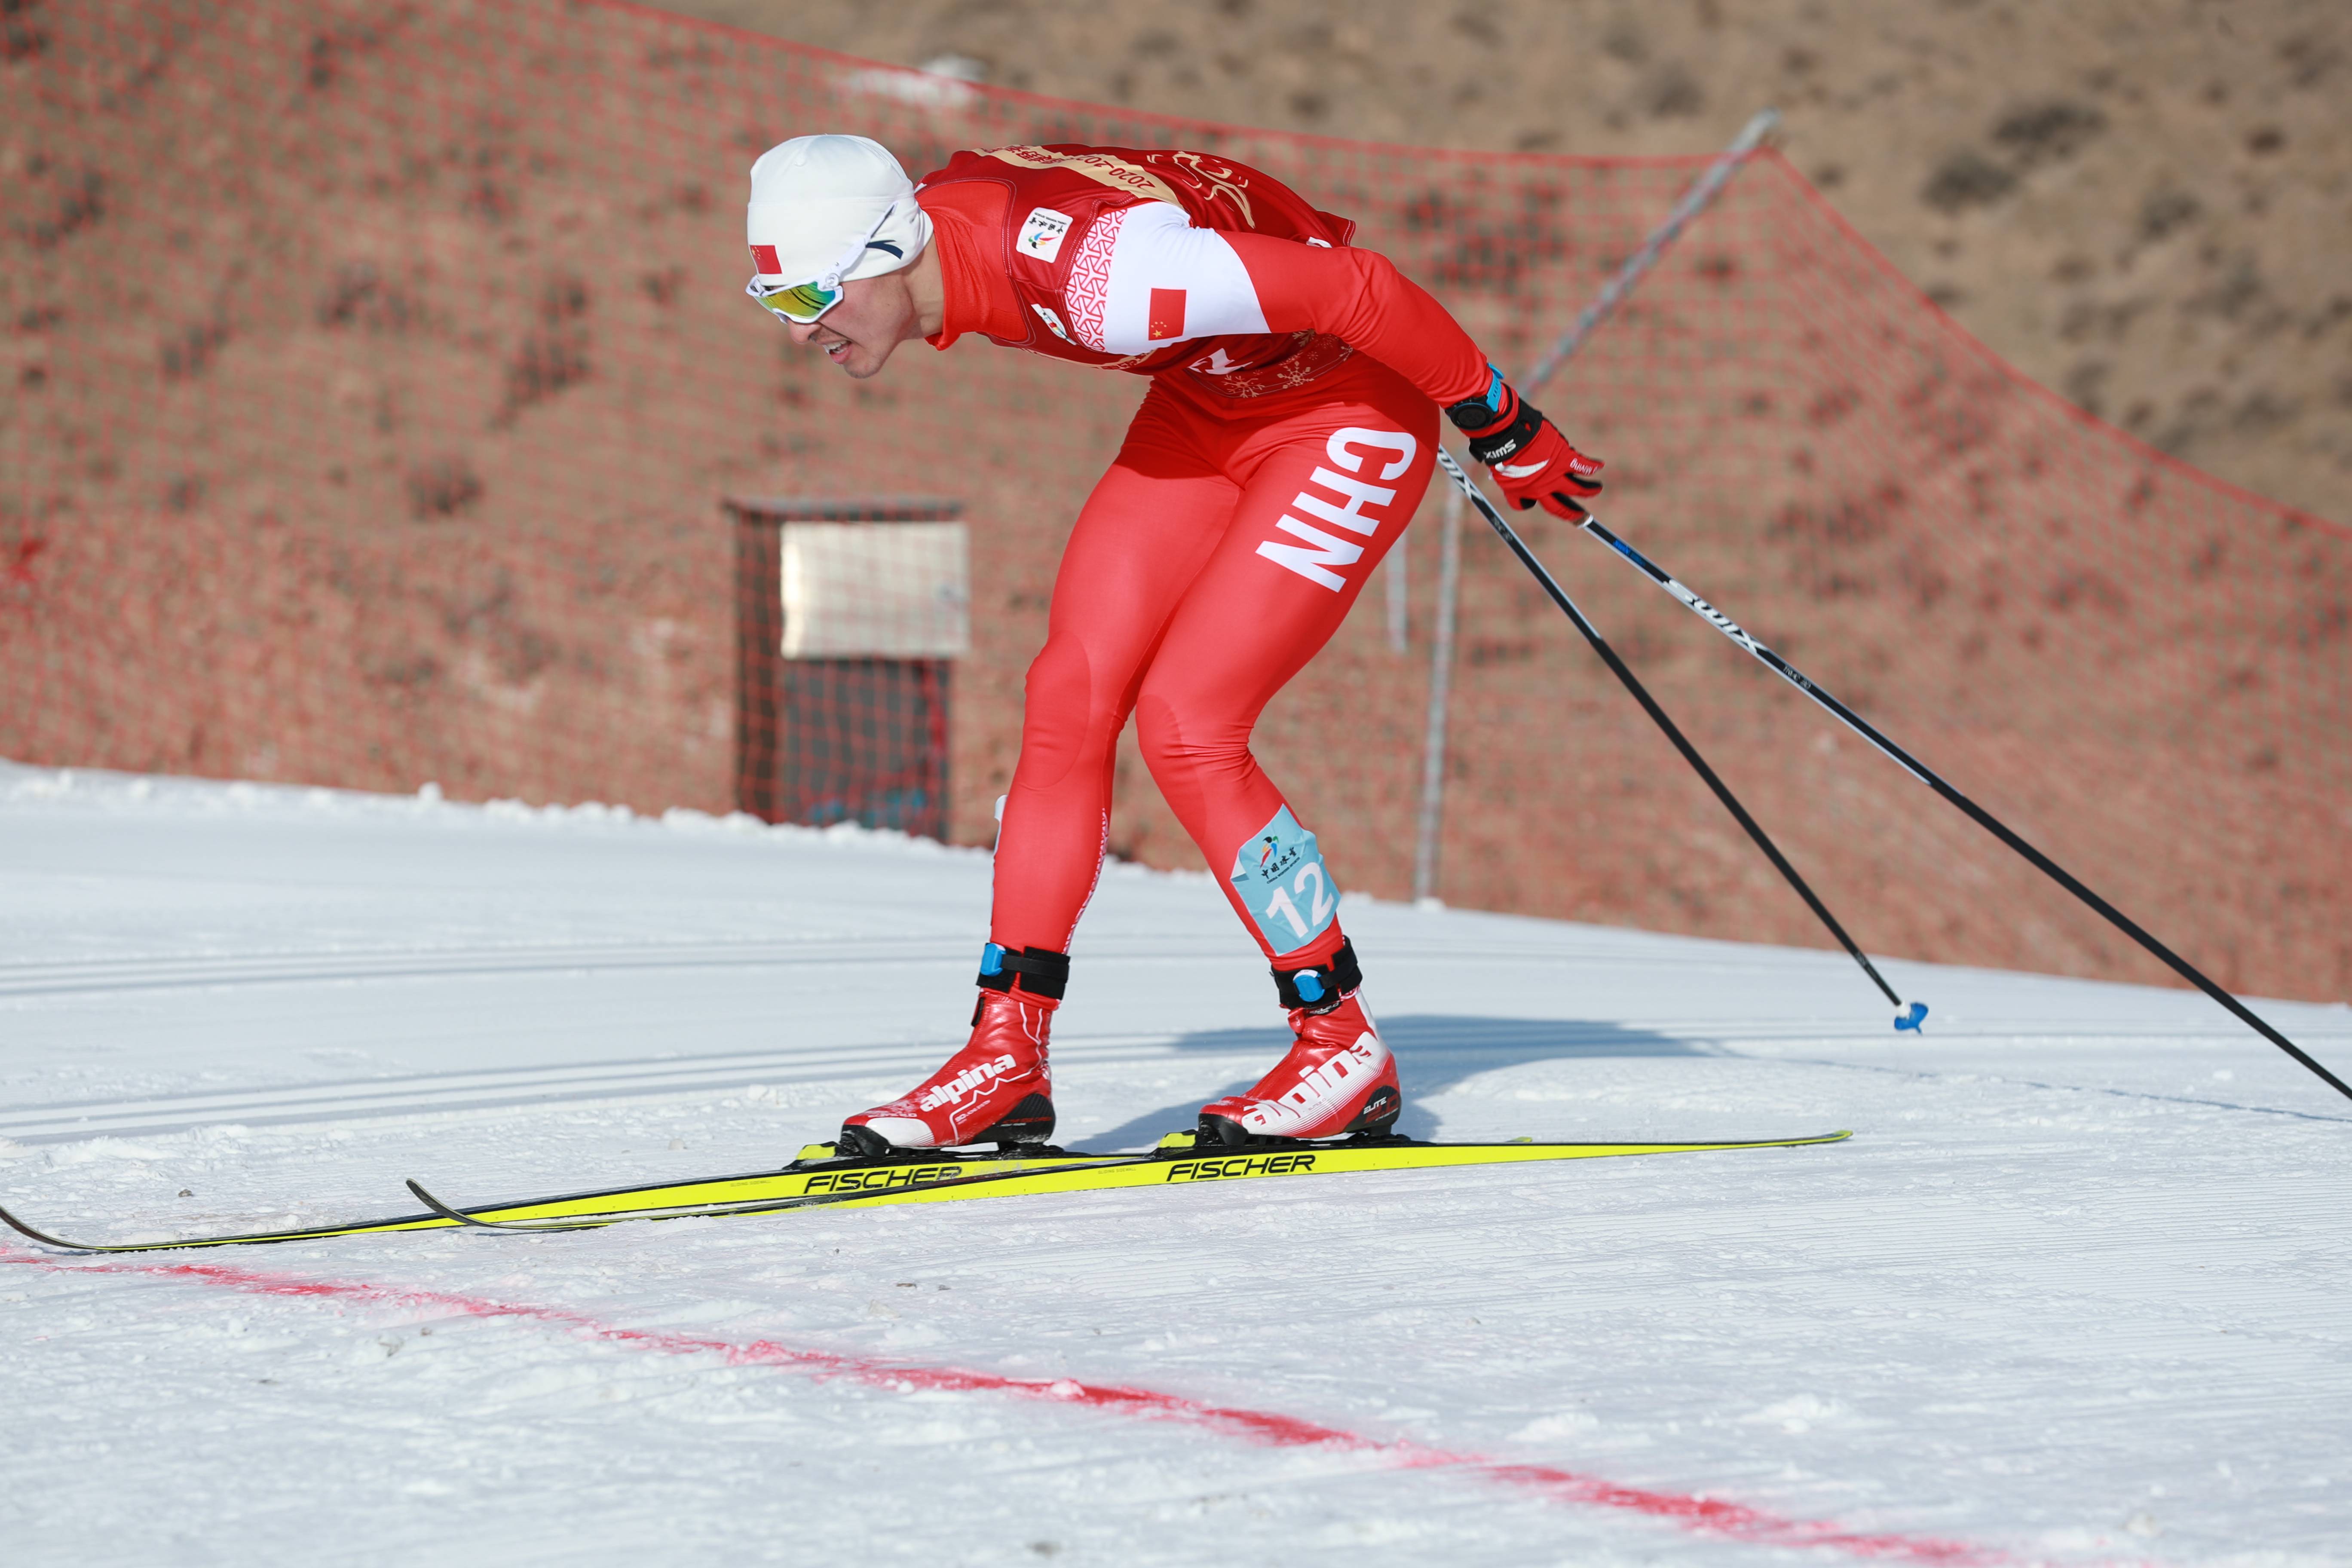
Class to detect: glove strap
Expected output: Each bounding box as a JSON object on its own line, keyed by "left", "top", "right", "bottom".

{"left": 1446, "top": 368, "right": 1548, "bottom": 465}
{"left": 1449, "top": 402, "right": 1543, "bottom": 470}
{"left": 977, "top": 943, "right": 1070, "bottom": 1001}
{"left": 1272, "top": 937, "right": 1363, "bottom": 1014}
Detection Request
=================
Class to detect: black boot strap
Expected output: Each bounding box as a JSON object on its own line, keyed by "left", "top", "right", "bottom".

{"left": 1272, "top": 937, "right": 1361, "bottom": 1013}
{"left": 977, "top": 943, "right": 1070, "bottom": 1001}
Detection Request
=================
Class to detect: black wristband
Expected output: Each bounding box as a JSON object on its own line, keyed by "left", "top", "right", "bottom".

{"left": 1444, "top": 387, "right": 1505, "bottom": 432}
{"left": 1444, "top": 365, "right": 1511, "bottom": 434}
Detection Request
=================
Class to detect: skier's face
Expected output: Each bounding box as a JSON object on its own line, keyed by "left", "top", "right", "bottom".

{"left": 785, "top": 272, "right": 918, "bottom": 380}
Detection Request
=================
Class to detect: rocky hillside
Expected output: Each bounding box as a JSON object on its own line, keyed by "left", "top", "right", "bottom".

{"left": 664, "top": 0, "right": 2350, "bottom": 527}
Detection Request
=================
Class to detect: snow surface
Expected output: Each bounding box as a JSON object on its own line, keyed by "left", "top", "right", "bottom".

{"left": 3, "top": 760, "right": 2348, "bottom": 1567}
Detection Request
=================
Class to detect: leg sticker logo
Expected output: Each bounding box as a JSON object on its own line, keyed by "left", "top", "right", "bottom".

{"left": 1228, "top": 805, "right": 1339, "bottom": 951}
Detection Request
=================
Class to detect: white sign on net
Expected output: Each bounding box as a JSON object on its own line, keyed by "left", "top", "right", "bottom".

{"left": 778, "top": 522, "right": 971, "bottom": 659}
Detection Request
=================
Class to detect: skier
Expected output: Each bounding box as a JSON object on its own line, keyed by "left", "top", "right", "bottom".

{"left": 744, "top": 135, "right": 1602, "bottom": 1156}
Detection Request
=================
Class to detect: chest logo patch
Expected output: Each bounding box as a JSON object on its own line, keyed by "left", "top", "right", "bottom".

{"left": 1017, "top": 207, "right": 1074, "bottom": 263}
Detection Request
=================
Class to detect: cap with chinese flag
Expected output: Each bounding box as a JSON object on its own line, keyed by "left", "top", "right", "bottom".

{"left": 745, "top": 134, "right": 933, "bottom": 290}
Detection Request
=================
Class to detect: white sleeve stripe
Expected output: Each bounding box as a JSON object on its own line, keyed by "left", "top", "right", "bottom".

{"left": 1092, "top": 201, "right": 1269, "bottom": 355}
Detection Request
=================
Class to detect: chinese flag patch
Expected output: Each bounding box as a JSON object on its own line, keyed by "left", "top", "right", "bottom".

{"left": 750, "top": 244, "right": 782, "bottom": 275}
{"left": 1147, "top": 288, "right": 1187, "bottom": 341}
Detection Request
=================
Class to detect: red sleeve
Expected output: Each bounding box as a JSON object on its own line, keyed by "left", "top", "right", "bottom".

{"left": 1219, "top": 232, "right": 1493, "bottom": 409}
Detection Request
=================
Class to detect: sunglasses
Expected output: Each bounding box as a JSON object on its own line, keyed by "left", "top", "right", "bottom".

{"left": 746, "top": 199, "right": 907, "bottom": 326}
{"left": 745, "top": 276, "right": 845, "bottom": 325}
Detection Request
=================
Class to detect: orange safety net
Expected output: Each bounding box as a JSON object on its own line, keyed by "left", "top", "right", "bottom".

{"left": 7, "top": 0, "right": 2347, "bottom": 1002}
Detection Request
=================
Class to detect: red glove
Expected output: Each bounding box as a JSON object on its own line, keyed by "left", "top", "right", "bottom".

{"left": 1446, "top": 370, "right": 1604, "bottom": 519}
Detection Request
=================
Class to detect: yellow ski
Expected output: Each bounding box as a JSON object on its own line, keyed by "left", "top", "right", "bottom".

{"left": 407, "top": 1130, "right": 1855, "bottom": 1235}
{"left": 2, "top": 1132, "right": 1852, "bottom": 1254}
{"left": 0, "top": 1144, "right": 1099, "bottom": 1254}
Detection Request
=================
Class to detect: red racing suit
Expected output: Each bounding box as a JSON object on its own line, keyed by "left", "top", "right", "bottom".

{"left": 914, "top": 145, "right": 1497, "bottom": 976}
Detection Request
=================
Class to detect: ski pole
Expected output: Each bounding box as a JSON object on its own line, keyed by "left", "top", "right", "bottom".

{"left": 1434, "top": 449, "right": 1926, "bottom": 1030}
{"left": 1574, "top": 515, "right": 2351, "bottom": 1102}
{"left": 1473, "top": 105, "right": 1923, "bottom": 1020}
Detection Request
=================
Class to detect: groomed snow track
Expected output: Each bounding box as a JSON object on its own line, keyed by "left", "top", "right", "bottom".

{"left": 3, "top": 762, "right": 2347, "bottom": 1565}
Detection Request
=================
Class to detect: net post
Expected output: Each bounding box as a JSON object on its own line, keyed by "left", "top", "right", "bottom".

{"left": 1384, "top": 536, "right": 1410, "bottom": 655}
{"left": 729, "top": 502, "right": 785, "bottom": 824}
{"left": 1412, "top": 480, "right": 1466, "bottom": 906}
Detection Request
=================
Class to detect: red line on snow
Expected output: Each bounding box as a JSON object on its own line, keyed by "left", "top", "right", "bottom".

{"left": 5, "top": 1248, "right": 2095, "bottom": 1565}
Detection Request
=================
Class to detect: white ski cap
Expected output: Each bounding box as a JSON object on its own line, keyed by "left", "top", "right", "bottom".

{"left": 745, "top": 134, "right": 933, "bottom": 289}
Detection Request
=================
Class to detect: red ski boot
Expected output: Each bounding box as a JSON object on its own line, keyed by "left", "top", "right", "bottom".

{"left": 838, "top": 945, "right": 1067, "bottom": 1156}
{"left": 1199, "top": 940, "right": 1400, "bottom": 1145}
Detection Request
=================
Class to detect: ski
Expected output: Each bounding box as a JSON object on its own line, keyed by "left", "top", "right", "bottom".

{"left": 415, "top": 1129, "right": 1855, "bottom": 1236}
{"left": 0, "top": 1142, "right": 1101, "bottom": 1255}
{"left": 0, "top": 1130, "right": 1852, "bottom": 1255}
{"left": 0, "top": 1196, "right": 459, "bottom": 1255}
{"left": 400, "top": 1153, "right": 1151, "bottom": 1234}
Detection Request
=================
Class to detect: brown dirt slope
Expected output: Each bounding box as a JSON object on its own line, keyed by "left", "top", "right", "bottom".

{"left": 668, "top": 0, "right": 2352, "bottom": 527}
{"left": 2, "top": 1, "right": 2344, "bottom": 1005}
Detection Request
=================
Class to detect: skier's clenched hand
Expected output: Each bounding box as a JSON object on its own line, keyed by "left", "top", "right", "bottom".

{"left": 1446, "top": 370, "right": 1605, "bottom": 520}
{"left": 1483, "top": 411, "right": 1604, "bottom": 520}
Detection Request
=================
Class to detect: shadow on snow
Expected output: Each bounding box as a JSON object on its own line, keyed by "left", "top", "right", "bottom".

{"left": 1085, "top": 1013, "right": 1706, "bottom": 1149}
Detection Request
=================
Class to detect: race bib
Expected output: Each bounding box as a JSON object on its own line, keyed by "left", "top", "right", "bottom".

{"left": 1228, "top": 806, "right": 1338, "bottom": 952}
